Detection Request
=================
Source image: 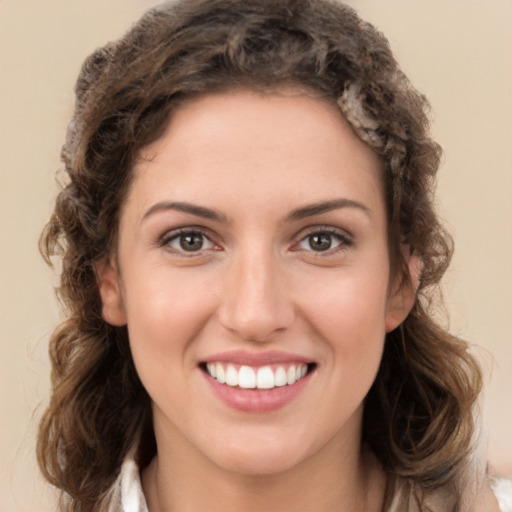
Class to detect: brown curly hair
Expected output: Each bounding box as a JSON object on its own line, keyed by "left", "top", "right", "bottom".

{"left": 38, "top": 0, "right": 483, "bottom": 510}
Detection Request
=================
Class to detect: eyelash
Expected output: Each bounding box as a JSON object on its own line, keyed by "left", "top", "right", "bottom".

{"left": 158, "top": 226, "right": 353, "bottom": 257}
{"left": 293, "top": 227, "right": 353, "bottom": 255}
{"left": 159, "top": 228, "right": 217, "bottom": 256}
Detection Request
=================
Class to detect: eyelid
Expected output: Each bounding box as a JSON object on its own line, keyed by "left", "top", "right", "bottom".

{"left": 291, "top": 225, "right": 353, "bottom": 253}
{"left": 158, "top": 226, "right": 220, "bottom": 254}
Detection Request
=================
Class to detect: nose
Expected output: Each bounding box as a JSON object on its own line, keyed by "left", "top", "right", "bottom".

{"left": 217, "top": 248, "right": 295, "bottom": 342}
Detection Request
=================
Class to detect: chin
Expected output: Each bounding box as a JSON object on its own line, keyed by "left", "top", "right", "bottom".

{"left": 214, "top": 449, "right": 305, "bottom": 477}
{"left": 205, "top": 430, "right": 310, "bottom": 477}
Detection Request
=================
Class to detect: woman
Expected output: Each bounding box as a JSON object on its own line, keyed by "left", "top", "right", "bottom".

{"left": 37, "top": 0, "right": 509, "bottom": 510}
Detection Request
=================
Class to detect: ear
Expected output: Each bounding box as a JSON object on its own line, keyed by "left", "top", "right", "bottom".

{"left": 385, "top": 247, "right": 421, "bottom": 332}
{"left": 96, "top": 257, "right": 127, "bottom": 326}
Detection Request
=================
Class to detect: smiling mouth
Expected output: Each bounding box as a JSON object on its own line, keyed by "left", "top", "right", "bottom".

{"left": 200, "top": 362, "right": 316, "bottom": 390}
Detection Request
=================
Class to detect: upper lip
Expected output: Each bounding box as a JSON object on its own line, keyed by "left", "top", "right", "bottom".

{"left": 200, "top": 350, "right": 314, "bottom": 366}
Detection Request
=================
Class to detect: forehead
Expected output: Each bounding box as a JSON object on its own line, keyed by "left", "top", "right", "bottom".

{"left": 127, "top": 88, "right": 385, "bottom": 220}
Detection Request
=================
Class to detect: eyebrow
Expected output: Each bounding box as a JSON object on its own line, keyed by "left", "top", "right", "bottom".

{"left": 286, "top": 198, "right": 370, "bottom": 221}
{"left": 141, "top": 197, "right": 370, "bottom": 224}
{"left": 142, "top": 201, "right": 227, "bottom": 223}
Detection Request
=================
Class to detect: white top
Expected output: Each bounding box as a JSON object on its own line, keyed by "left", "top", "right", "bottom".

{"left": 492, "top": 477, "right": 512, "bottom": 512}
{"left": 109, "top": 458, "right": 512, "bottom": 512}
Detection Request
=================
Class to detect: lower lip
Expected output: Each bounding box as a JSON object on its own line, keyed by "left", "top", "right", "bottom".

{"left": 202, "top": 371, "right": 312, "bottom": 413}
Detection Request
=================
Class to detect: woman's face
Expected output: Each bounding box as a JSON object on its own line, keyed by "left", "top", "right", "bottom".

{"left": 99, "top": 89, "right": 413, "bottom": 475}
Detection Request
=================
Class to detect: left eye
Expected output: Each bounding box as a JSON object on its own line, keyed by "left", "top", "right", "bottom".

{"left": 166, "top": 231, "right": 215, "bottom": 252}
{"left": 296, "top": 231, "right": 348, "bottom": 252}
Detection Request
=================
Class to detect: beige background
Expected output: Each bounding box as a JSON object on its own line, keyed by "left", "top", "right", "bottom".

{"left": 1, "top": 1, "right": 511, "bottom": 510}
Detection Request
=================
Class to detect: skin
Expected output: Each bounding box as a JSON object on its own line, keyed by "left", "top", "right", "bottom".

{"left": 98, "top": 88, "right": 417, "bottom": 511}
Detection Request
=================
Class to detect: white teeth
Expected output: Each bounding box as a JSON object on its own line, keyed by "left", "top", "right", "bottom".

{"left": 274, "top": 366, "right": 287, "bottom": 387}
{"left": 206, "top": 362, "right": 310, "bottom": 389}
{"left": 286, "top": 365, "right": 296, "bottom": 385}
{"left": 256, "top": 366, "right": 274, "bottom": 389}
{"left": 226, "top": 364, "right": 238, "bottom": 386}
{"left": 215, "top": 363, "right": 225, "bottom": 384}
{"left": 207, "top": 362, "right": 216, "bottom": 379}
{"left": 238, "top": 366, "right": 256, "bottom": 389}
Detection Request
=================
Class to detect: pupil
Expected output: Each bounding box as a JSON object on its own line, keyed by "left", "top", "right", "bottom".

{"left": 310, "top": 234, "right": 331, "bottom": 251}
{"left": 180, "top": 233, "right": 203, "bottom": 251}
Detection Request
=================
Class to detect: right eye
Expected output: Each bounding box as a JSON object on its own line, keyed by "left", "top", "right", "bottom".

{"left": 163, "top": 230, "right": 216, "bottom": 253}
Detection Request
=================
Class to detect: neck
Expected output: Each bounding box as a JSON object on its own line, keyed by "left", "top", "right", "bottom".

{"left": 142, "top": 435, "right": 386, "bottom": 512}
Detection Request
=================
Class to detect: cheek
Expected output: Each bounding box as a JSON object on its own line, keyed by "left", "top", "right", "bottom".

{"left": 122, "top": 270, "right": 219, "bottom": 369}
{"left": 299, "top": 265, "right": 390, "bottom": 334}
{"left": 297, "top": 266, "right": 389, "bottom": 374}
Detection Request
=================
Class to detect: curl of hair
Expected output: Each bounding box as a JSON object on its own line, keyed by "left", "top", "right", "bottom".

{"left": 38, "top": 1, "right": 482, "bottom": 510}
